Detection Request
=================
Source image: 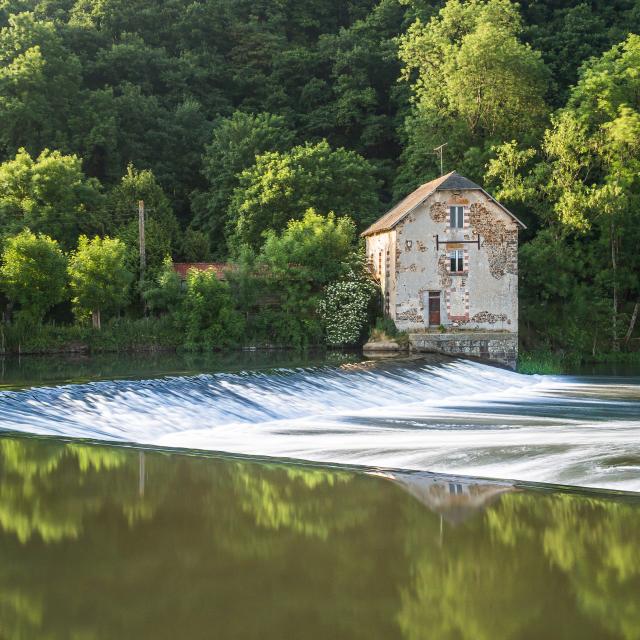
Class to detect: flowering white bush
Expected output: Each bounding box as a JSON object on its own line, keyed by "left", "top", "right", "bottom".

{"left": 317, "top": 276, "right": 376, "bottom": 345}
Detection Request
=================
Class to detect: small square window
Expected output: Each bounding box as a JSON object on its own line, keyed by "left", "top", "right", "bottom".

{"left": 449, "top": 206, "right": 464, "bottom": 228}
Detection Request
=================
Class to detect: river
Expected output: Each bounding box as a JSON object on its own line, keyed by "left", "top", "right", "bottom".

{"left": 0, "top": 352, "right": 638, "bottom": 639}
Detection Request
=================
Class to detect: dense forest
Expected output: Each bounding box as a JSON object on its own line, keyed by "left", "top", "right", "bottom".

{"left": 0, "top": 0, "right": 639, "bottom": 357}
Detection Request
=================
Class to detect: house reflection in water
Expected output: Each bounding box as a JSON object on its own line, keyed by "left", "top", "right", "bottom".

{"left": 371, "top": 470, "right": 516, "bottom": 525}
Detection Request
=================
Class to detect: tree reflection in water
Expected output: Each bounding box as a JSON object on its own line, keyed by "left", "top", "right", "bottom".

{"left": 0, "top": 435, "right": 637, "bottom": 639}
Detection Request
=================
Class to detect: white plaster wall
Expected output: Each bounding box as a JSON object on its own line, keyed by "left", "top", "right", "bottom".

{"left": 390, "top": 189, "right": 519, "bottom": 332}
{"left": 365, "top": 230, "right": 397, "bottom": 318}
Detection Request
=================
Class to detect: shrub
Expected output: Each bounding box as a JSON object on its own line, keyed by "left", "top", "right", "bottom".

{"left": 517, "top": 350, "right": 566, "bottom": 375}
{"left": 179, "top": 269, "right": 244, "bottom": 350}
{"left": 374, "top": 316, "right": 398, "bottom": 337}
{"left": 143, "top": 257, "right": 183, "bottom": 315}
{"left": 318, "top": 275, "right": 376, "bottom": 346}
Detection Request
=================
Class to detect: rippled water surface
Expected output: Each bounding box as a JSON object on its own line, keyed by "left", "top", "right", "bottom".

{"left": 0, "top": 352, "right": 638, "bottom": 639}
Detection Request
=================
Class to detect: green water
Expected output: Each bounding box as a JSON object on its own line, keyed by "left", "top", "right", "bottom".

{"left": 0, "top": 350, "right": 360, "bottom": 390}
{"left": 0, "top": 434, "right": 637, "bottom": 640}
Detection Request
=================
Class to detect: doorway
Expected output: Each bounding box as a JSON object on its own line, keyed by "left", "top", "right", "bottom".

{"left": 428, "top": 291, "right": 441, "bottom": 326}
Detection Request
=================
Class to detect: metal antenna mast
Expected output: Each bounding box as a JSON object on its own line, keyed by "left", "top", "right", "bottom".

{"left": 433, "top": 143, "right": 448, "bottom": 176}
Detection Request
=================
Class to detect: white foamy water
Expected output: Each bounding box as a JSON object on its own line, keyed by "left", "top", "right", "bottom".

{"left": 0, "top": 358, "right": 638, "bottom": 491}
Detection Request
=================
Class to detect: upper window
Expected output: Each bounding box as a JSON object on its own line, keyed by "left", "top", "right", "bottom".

{"left": 450, "top": 249, "right": 464, "bottom": 273}
{"left": 449, "top": 205, "right": 464, "bottom": 228}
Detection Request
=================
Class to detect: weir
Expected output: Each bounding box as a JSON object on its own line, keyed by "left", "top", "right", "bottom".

{"left": 0, "top": 358, "right": 638, "bottom": 492}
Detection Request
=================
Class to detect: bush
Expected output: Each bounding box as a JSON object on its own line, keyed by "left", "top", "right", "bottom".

{"left": 179, "top": 269, "right": 244, "bottom": 350}
{"left": 517, "top": 350, "right": 575, "bottom": 375}
{"left": 373, "top": 316, "right": 398, "bottom": 338}
{"left": 143, "top": 257, "right": 183, "bottom": 314}
{"left": 318, "top": 275, "right": 376, "bottom": 346}
{"left": 369, "top": 317, "right": 409, "bottom": 348}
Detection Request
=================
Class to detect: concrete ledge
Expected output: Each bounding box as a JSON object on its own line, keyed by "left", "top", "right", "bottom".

{"left": 409, "top": 332, "right": 517, "bottom": 368}
{"left": 363, "top": 340, "right": 407, "bottom": 352}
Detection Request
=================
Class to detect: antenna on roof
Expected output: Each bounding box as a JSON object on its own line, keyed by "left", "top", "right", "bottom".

{"left": 433, "top": 143, "right": 448, "bottom": 176}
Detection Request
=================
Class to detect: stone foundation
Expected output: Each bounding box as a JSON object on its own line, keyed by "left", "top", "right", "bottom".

{"left": 409, "top": 332, "right": 518, "bottom": 368}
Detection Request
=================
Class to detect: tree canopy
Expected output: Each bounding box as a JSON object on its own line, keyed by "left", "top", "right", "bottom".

{"left": 0, "top": 148, "right": 102, "bottom": 249}
{"left": 0, "top": 0, "right": 639, "bottom": 352}
{"left": 68, "top": 235, "right": 133, "bottom": 328}
{"left": 226, "top": 140, "right": 380, "bottom": 250}
{"left": 395, "top": 0, "right": 549, "bottom": 195}
{"left": 190, "top": 111, "right": 295, "bottom": 257}
{"left": 486, "top": 33, "right": 640, "bottom": 352}
{"left": 0, "top": 230, "right": 67, "bottom": 324}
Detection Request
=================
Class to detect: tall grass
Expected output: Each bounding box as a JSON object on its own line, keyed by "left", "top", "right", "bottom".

{"left": 517, "top": 350, "right": 570, "bottom": 375}
{"left": 1, "top": 317, "right": 180, "bottom": 355}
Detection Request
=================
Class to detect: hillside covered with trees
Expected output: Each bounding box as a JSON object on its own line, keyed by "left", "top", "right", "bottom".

{"left": 0, "top": 0, "right": 639, "bottom": 357}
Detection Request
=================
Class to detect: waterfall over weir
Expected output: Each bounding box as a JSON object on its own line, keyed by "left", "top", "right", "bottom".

{"left": 0, "top": 358, "right": 639, "bottom": 492}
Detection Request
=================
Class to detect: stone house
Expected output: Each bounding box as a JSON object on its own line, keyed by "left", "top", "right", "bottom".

{"left": 361, "top": 171, "right": 525, "bottom": 333}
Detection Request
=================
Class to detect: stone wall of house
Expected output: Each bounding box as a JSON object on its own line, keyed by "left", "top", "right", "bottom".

{"left": 390, "top": 189, "right": 519, "bottom": 332}
{"left": 409, "top": 332, "right": 518, "bottom": 368}
{"left": 365, "top": 229, "right": 396, "bottom": 317}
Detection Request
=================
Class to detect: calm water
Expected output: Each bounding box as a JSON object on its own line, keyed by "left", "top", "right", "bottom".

{"left": 0, "top": 352, "right": 639, "bottom": 639}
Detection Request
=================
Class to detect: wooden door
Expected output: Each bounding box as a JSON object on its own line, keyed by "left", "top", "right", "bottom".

{"left": 428, "top": 291, "right": 440, "bottom": 326}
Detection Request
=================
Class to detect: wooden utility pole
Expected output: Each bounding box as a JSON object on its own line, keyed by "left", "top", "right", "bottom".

{"left": 138, "top": 200, "right": 146, "bottom": 290}
{"left": 433, "top": 143, "right": 448, "bottom": 176}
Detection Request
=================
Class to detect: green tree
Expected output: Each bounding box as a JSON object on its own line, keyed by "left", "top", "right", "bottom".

{"left": 68, "top": 235, "right": 133, "bottom": 329}
{"left": 487, "top": 34, "right": 640, "bottom": 352}
{"left": 190, "top": 111, "right": 295, "bottom": 258}
{"left": 106, "top": 165, "right": 179, "bottom": 246}
{"left": 179, "top": 268, "right": 244, "bottom": 349}
{"left": 106, "top": 165, "right": 181, "bottom": 288}
{"left": 0, "top": 11, "right": 82, "bottom": 157}
{"left": 259, "top": 209, "right": 358, "bottom": 285}
{"left": 522, "top": 1, "right": 640, "bottom": 107}
{"left": 0, "top": 230, "right": 67, "bottom": 324}
{"left": 250, "top": 210, "right": 362, "bottom": 347}
{"left": 271, "top": 0, "right": 404, "bottom": 172}
{"left": 396, "top": 0, "right": 549, "bottom": 196}
{"left": 180, "top": 226, "right": 212, "bottom": 262}
{"left": 0, "top": 148, "right": 103, "bottom": 250}
{"left": 227, "top": 140, "right": 380, "bottom": 250}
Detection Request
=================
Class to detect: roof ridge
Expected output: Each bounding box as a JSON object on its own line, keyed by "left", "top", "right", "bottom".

{"left": 361, "top": 170, "right": 525, "bottom": 236}
{"left": 360, "top": 173, "right": 452, "bottom": 237}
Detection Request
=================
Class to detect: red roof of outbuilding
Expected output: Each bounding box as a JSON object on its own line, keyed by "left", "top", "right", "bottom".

{"left": 172, "top": 262, "right": 230, "bottom": 280}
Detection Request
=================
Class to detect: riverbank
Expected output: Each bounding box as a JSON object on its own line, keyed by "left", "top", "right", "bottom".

{"left": 517, "top": 349, "right": 640, "bottom": 374}
{"left": 1, "top": 320, "right": 638, "bottom": 374}
{"left": 0, "top": 317, "right": 181, "bottom": 355}
{"left": 0, "top": 317, "right": 330, "bottom": 356}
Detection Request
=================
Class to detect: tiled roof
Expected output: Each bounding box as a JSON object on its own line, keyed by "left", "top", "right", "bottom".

{"left": 361, "top": 170, "right": 525, "bottom": 236}
{"left": 172, "top": 262, "right": 230, "bottom": 280}
{"left": 437, "top": 172, "right": 482, "bottom": 191}
{"left": 360, "top": 172, "right": 454, "bottom": 237}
